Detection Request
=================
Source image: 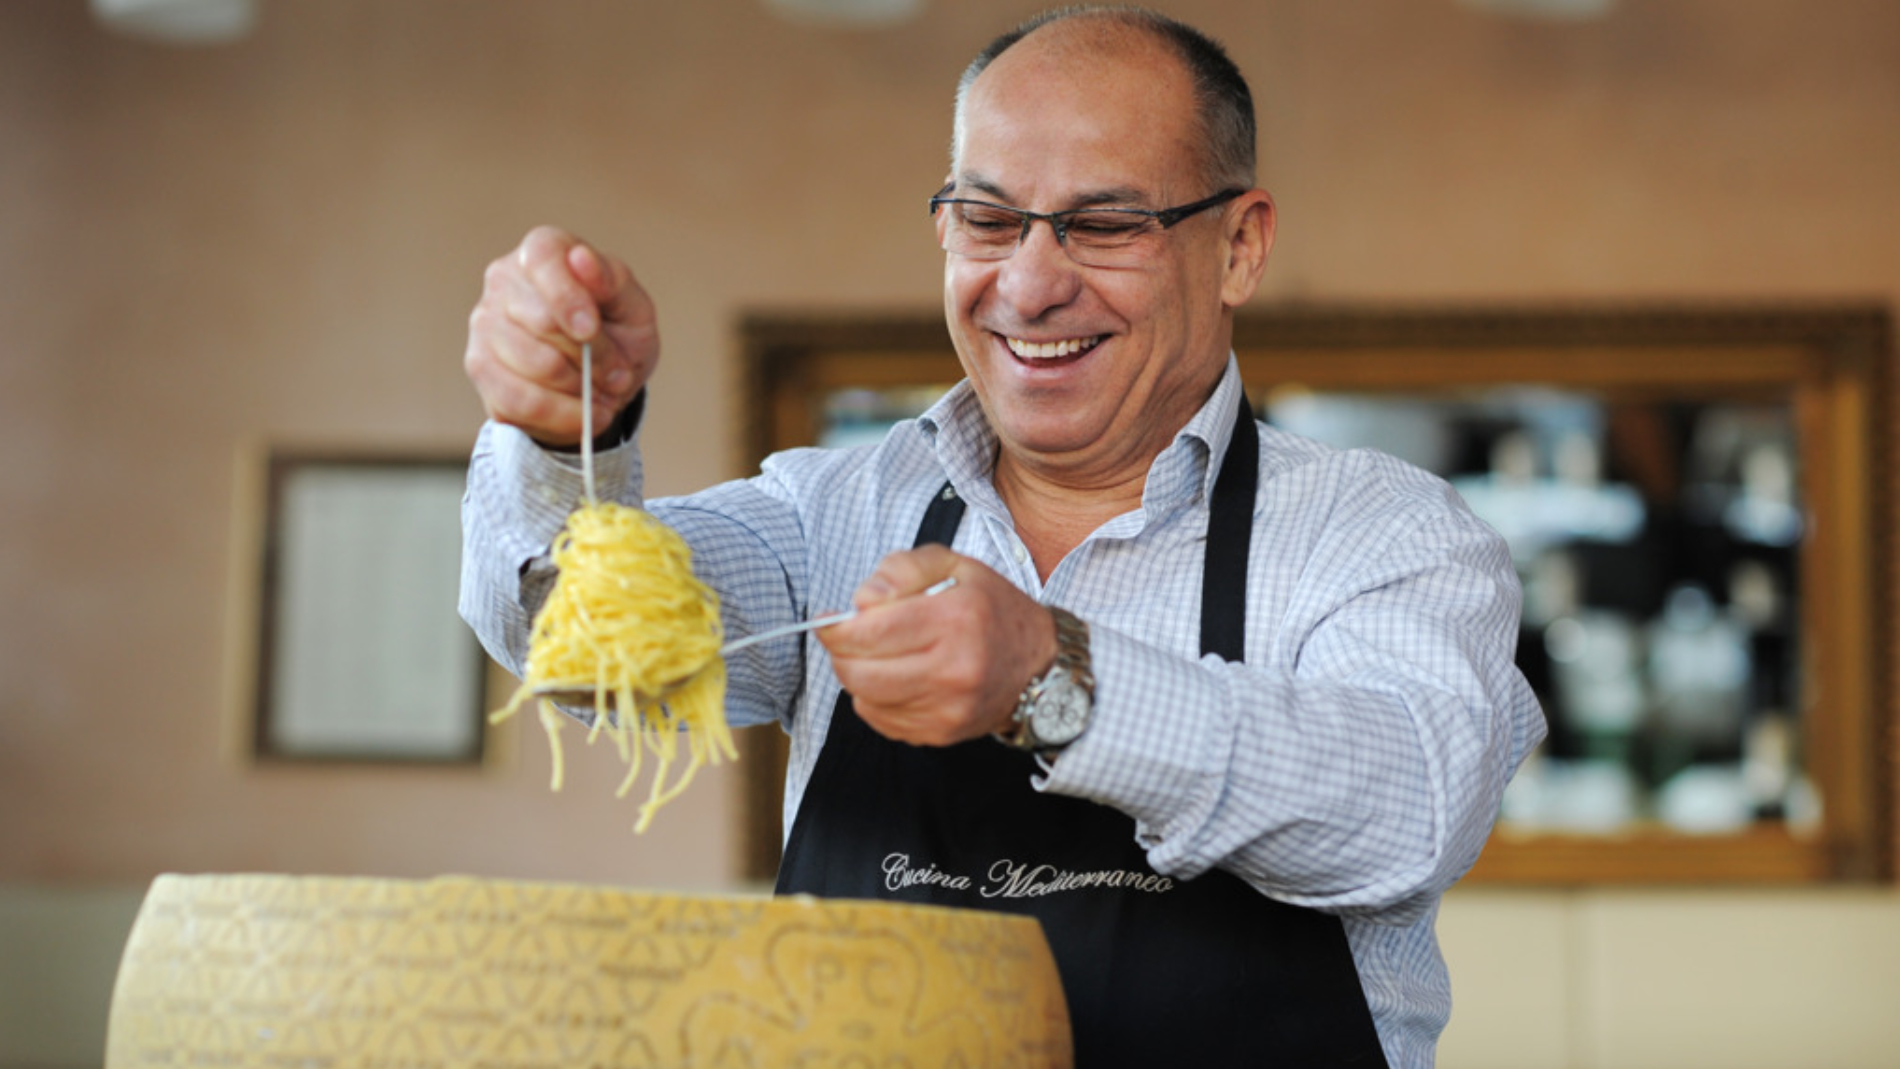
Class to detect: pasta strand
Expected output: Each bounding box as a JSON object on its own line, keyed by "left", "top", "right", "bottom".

{"left": 491, "top": 501, "right": 739, "bottom": 831}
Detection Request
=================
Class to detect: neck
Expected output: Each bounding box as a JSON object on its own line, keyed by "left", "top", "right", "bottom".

{"left": 993, "top": 449, "right": 1150, "bottom": 581}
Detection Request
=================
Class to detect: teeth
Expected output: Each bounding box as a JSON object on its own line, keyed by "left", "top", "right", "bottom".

{"left": 1005, "top": 335, "right": 1102, "bottom": 359}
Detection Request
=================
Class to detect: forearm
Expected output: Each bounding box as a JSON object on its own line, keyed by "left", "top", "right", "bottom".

{"left": 1042, "top": 519, "right": 1543, "bottom": 922}
{"left": 457, "top": 417, "right": 825, "bottom": 731}
{"left": 457, "top": 418, "right": 646, "bottom": 673}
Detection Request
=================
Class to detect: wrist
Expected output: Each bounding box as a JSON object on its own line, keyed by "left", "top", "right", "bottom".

{"left": 542, "top": 388, "right": 646, "bottom": 454}
{"left": 997, "top": 606, "right": 1094, "bottom": 756}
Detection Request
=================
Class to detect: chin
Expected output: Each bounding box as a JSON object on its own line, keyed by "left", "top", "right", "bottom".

{"left": 990, "top": 405, "right": 1108, "bottom": 458}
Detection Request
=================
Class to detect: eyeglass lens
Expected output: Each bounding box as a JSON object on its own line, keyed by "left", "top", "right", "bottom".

{"left": 938, "top": 203, "right": 1161, "bottom": 267}
{"left": 932, "top": 189, "right": 1241, "bottom": 267}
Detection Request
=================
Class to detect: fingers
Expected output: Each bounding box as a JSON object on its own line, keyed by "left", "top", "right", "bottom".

{"left": 823, "top": 550, "right": 980, "bottom": 742}
{"left": 516, "top": 226, "right": 599, "bottom": 340}
{"left": 850, "top": 545, "right": 961, "bottom": 610}
{"left": 825, "top": 572, "right": 967, "bottom": 662}
{"left": 834, "top": 635, "right": 993, "bottom": 748}
{"left": 822, "top": 552, "right": 1057, "bottom": 746}
{"left": 465, "top": 226, "right": 660, "bottom": 445}
{"left": 571, "top": 242, "right": 657, "bottom": 341}
{"left": 463, "top": 314, "right": 619, "bottom": 434}
{"left": 588, "top": 248, "right": 661, "bottom": 402}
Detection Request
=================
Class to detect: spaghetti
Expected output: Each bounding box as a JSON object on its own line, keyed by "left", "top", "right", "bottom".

{"left": 491, "top": 500, "right": 737, "bottom": 833}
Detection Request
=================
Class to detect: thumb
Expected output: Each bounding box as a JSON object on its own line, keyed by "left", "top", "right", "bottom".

{"left": 568, "top": 244, "right": 655, "bottom": 335}
{"left": 851, "top": 546, "right": 959, "bottom": 611}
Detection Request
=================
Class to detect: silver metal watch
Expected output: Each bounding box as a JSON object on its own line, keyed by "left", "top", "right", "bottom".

{"left": 1000, "top": 606, "right": 1094, "bottom": 754}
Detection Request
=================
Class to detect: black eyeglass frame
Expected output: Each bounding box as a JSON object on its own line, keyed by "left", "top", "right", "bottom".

{"left": 928, "top": 185, "right": 1247, "bottom": 255}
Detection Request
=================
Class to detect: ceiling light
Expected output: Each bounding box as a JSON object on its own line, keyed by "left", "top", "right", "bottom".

{"left": 1458, "top": 0, "right": 1615, "bottom": 20}
{"left": 763, "top": 0, "right": 927, "bottom": 29}
{"left": 90, "top": 0, "right": 257, "bottom": 45}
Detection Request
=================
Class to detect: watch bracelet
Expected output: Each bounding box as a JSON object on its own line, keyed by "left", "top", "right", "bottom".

{"left": 1048, "top": 606, "right": 1094, "bottom": 694}
{"left": 1001, "top": 606, "right": 1093, "bottom": 751}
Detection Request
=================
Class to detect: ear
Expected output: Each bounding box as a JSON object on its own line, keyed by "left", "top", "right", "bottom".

{"left": 1219, "top": 190, "right": 1276, "bottom": 310}
{"left": 932, "top": 173, "right": 955, "bottom": 246}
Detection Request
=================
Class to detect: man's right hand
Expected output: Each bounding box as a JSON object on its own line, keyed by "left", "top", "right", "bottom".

{"left": 464, "top": 225, "right": 659, "bottom": 448}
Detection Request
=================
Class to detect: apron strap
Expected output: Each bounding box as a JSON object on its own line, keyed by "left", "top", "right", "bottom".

{"left": 914, "top": 481, "right": 966, "bottom": 550}
{"left": 1201, "top": 392, "right": 1258, "bottom": 662}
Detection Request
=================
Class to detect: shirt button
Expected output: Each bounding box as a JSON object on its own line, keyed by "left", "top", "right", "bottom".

{"left": 1012, "top": 542, "right": 1028, "bottom": 564}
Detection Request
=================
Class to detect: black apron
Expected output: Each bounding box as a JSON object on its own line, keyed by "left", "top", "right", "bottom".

{"left": 775, "top": 398, "right": 1390, "bottom": 1067}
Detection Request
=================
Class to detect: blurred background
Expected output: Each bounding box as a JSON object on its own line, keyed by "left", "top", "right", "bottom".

{"left": 2, "top": 1, "right": 1897, "bottom": 1066}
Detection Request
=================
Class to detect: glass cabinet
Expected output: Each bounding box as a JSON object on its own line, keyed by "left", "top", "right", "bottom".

{"left": 734, "top": 306, "right": 1892, "bottom": 885}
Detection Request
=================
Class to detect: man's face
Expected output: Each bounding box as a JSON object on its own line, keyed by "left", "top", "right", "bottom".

{"left": 941, "top": 29, "right": 1270, "bottom": 483}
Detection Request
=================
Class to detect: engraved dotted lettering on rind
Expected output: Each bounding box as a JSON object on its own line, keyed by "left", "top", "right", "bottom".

{"left": 679, "top": 921, "right": 991, "bottom": 1066}
{"left": 493, "top": 918, "right": 561, "bottom": 1014}
{"left": 600, "top": 1026, "right": 665, "bottom": 1068}
{"left": 433, "top": 878, "right": 514, "bottom": 962}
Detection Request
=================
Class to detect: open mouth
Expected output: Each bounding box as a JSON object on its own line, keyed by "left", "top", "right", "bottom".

{"left": 1003, "top": 334, "right": 1105, "bottom": 362}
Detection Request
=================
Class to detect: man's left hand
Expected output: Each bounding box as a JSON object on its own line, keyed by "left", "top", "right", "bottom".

{"left": 817, "top": 546, "right": 1057, "bottom": 746}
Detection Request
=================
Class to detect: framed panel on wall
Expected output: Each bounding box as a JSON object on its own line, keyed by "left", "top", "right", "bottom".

{"left": 249, "top": 452, "right": 489, "bottom": 765}
{"left": 734, "top": 305, "right": 1894, "bottom": 886}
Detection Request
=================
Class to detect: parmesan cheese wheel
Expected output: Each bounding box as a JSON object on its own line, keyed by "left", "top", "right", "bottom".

{"left": 105, "top": 874, "right": 1072, "bottom": 1068}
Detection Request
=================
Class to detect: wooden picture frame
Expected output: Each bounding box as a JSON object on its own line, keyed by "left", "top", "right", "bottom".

{"left": 250, "top": 453, "right": 489, "bottom": 765}
{"left": 734, "top": 304, "right": 1893, "bottom": 886}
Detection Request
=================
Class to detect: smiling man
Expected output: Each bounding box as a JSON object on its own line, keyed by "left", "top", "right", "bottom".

{"left": 461, "top": 8, "right": 1543, "bottom": 1067}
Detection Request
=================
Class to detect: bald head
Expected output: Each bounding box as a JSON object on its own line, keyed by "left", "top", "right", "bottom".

{"left": 951, "top": 7, "right": 1257, "bottom": 193}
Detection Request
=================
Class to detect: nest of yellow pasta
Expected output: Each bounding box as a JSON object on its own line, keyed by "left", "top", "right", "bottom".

{"left": 492, "top": 501, "right": 738, "bottom": 832}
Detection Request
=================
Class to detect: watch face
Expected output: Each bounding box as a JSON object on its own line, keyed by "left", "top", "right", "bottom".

{"left": 1030, "top": 670, "right": 1091, "bottom": 747}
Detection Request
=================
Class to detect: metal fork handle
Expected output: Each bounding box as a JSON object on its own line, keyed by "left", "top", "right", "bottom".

{"left": 532, "top": 576, "right": 958, "bottom": 705}
{"left": 719, "top": 575, "right": 959, "bottom": 656}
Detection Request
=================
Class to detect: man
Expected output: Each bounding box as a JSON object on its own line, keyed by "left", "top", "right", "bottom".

{"left": 462, "top": 7, "right": 1544, "bottom": 1067}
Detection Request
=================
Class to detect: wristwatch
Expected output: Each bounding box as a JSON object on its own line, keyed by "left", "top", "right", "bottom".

{"left": 1000, "top": 606, "right": 1095, "bottom": 755}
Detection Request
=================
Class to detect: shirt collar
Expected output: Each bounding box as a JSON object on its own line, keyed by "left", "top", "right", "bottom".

{"left": 915, "top": 356, "right": 1248, "bottom": 515}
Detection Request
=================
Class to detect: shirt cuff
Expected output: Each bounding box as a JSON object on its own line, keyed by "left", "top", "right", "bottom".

{"left": 545, "top": 389, "right": 647, "bottom": 455}
{"left": 1035, "top": 624, "right": 1229, "bottom": 863}
{"left": 478, "top": 414, "right": 646, "bottom": 571}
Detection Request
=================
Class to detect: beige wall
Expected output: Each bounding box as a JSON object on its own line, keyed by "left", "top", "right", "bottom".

{"left": 2, "top": 1, "right": 1897, "bottom": 1066}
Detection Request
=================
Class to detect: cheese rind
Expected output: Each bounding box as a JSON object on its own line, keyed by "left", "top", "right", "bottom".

{"left": 105, "top": 874, "right": 1072, "bottom": 1068}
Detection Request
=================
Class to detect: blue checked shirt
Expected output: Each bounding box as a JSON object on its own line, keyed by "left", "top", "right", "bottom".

{"left": 461, "top": 359, "right": 1545, "bottom": 1068}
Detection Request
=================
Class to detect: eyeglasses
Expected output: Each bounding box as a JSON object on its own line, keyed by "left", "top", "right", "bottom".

{"left": 929, "top": 185, "right": 1245, "bottom": 268}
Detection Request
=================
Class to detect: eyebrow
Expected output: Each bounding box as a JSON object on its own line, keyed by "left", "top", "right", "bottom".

{"left": 954, "top": 174, "right": 1157, "bottom": 211}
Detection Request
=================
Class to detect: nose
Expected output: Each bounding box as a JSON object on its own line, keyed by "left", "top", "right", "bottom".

{"left": 993, "top": 215, "right": 1083, "bottom": 320}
